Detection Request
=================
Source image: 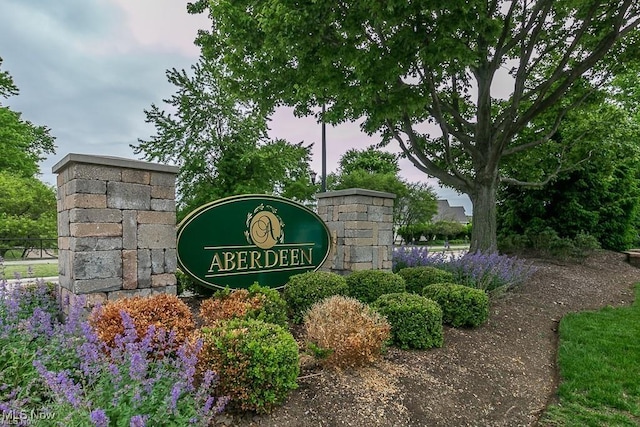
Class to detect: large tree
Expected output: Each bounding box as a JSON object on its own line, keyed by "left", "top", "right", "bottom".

{"left": 498, "top": 76, "right": 640, "bottom": 250}
{"left": 189, "top": 0, "right": 640, "bottom": 252}
{"left": 0, "top": 57, "right": 57, "bottom": 250}
{"left": 0, "top": 57, "right": 55, "bottom": 178}
{"left": 134, "top": 56, "right": 316, "bottom": 218}
{"left": 0, "top": 172, "right": 57, "bottom": 256}
{"left": 329, "top": 147, "right": 406, "bottom": 194}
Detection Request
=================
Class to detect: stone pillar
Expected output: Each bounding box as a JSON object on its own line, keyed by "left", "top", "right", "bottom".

{"left": 52, "top": 153, "right": 179, "bottom": 313}
{"left": 316, "top": 188, "right": 395, "bottom": 274}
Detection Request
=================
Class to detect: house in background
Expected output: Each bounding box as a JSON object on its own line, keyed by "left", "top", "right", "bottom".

{"left": 432, "top": 200, "right": 471, "bottom": 224}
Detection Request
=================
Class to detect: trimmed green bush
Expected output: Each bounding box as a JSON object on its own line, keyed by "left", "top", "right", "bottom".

{"left": 423, "top": 283, "right": 490, "bottom": 328}
{"left": 345, "top": 270, "right": 406, "bottom": 304}
{"left": 247, "top": 283, "right": 289, "bottom": 326}
{"left": 199, "top": 318, "right": 299, "bottom": 413}
{"left": 397, "top": 266, "right": 455, "bottom": 294}
{"left": 283, "top": 271, "right": 348, "bottom": 323}
{"left": 372, "top": 292, "right": 443, "bottom": 350}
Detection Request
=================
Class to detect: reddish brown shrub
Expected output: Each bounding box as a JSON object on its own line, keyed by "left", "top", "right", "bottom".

{"left": 303, "top": 295, "right": 390, "bottom": 368}
{"left": 198, "top": 288, "right": 264, "bottom": 326}
{"left": 89, "top": 293, "right": 195, "bottom": 350}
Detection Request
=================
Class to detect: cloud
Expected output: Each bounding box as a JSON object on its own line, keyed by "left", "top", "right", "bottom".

{"left": 107, "top": 0, "right": 207, "bottom": 56}
{"left": 0, "top": 0, "right": 200, "bottom": 185}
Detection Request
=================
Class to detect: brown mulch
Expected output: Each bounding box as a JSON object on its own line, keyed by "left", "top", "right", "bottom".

{"left": 202, "top": 250, "right": 640, "bottom": 427}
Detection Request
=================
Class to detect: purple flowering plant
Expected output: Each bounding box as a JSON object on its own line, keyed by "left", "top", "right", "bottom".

{"left": 443, "top": 251, "right": 537, "bottom": 294}
{"left": 392, "top": 245, "right": 432, "bottom": 272}
{"left": 0, "top": 277, "right": 228, "bottom": 426}
{"left": 0, "top": 276, "right": 78, "bottom": 408}
{"left": 392, "top": 246, "right": 537, "bottom": 294}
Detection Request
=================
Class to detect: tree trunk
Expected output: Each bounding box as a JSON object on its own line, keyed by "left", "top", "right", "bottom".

{"left": 469, "top": 178, "right": 498, "bottom": 253}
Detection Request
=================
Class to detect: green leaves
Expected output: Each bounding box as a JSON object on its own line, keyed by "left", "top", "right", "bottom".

{"left": 134, "top": 55, "right": 315, "bottom": 218}
{"left": 0, "top": 57, "right": 18, "bottom": 99}
{"left": 0, "top": 172, "right": 56, "bottom": 244}
{"left": 0, "top": 58, "right": 55, "bottom": 179}
{"left": 192, "top": 0, "right": 640, "bottom": 252}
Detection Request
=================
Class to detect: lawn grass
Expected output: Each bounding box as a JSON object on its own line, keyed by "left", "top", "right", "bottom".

{"left": 0, "top": 262, "right": 59, "bottom": 280}
{"left": 540, "top": 284, "right": 640, "bottom": 426}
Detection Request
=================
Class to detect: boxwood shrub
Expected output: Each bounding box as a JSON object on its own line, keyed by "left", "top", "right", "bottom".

{"left": 423, "top": 283, "right": 490, "bottom": 328}
{"left": 397, "top": 266, "right": 455, "bottom": 294}
{"left": 283, "top": 271, "right": 348, "bottom": 323}
{"left": 372, "top": 292, "right": 443, "bottom": 350}
{"left": 345, "top": 270, "right": 406, "bottom": 304}
{"left": 199, "top": 318, "right": 299, "bottom": 413}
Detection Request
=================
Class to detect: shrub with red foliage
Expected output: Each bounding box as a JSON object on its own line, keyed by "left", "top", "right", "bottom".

{"left": 199, "top": 289, "right": 263, "bottom": 326}
{"left": 89, "top": 293, "right": 195, "bottom": 351}
{"left": 198, "top": 285, "right": 288, "bottom": 327}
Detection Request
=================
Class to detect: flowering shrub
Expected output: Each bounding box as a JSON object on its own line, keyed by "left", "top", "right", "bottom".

{"left": 199, "top": 318, "right": 299, "bottom": 413}
{"left": 199, "top": 283, "right": 288, "bottom": 327}
{"left": 36, "top": 311, "right": 227, "bottom": 426}
{"left": 392, "top": 247, "right": 536, "bottom": 295}
{"left": 0, "top": 277, "right": 78, "bottom": 408}
{"left": 392, "top": 246, "right": 431, "bottom": 272}
{"left": 303, "top": 295, "right": 390, "bottom": 368}
{"left": 441, "top": 251, "right": 537, "bottom": 294}
{"left": 89, "top": 293, "right": 195, "bottom": 351}
{"left": 0, "top": 279, "right": 228, "bottom": 425}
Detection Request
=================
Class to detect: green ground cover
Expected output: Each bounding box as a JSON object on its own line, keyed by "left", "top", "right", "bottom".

{"left": 541, "top": 284, "right": 640, "bottom": 426}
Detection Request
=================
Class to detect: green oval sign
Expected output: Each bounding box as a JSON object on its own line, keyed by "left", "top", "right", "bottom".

{"left": 177, "top": 194, "right": 331, "bottom": 290}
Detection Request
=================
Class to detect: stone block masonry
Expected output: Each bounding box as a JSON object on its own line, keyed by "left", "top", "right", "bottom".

{"left": 53, "top": 153, "right": 179, "bottom": 314}
{"left": 316, "top": 188, "right": 395, "bottom": 274}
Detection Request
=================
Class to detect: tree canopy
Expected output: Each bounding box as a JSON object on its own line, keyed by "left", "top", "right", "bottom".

{"left": 0, "top": 57, "right": 18, "bottom": 99}
{"left": 328, "top": 147, "right": 438, "bottom": 234}
{"left": 0, "top": 57, "right": 57, "bottom": 246}
{"left": 190, "top": 0, "right": 640, "bottom": 252}
{"left": 0, "top": 57, "right": 55, "bottom": 178}
{"left": 133, "top": 56, "right": 316, "bottom": 218}
{"left": 0, "top": 171, "right": 57, "bottom": 253}
{"left": 498, "top": 75, "right": 640, "bottom": 250}
{"left": 338, "top": 148, "right": 399, "bottom": 176}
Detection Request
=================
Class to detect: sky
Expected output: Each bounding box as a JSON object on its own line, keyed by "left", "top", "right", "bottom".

{"left": 0, "top": 0, "right": 472, "bottom": 214}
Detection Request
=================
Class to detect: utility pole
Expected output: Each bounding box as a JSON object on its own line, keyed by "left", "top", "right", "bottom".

{"left": 321, "top": 103, "right": 327, "bottom": 192}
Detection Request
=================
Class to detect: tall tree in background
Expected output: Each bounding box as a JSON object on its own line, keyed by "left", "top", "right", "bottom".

{"left": 0, "top": 57, "right": 57, "bottom": 248}
{"left": 395, "top": 182, "right": 439, "bottom": 236}
{"left": 0, "top": 57, "right": 55, "bottom": 178}
{"left": 190, "top": 0, "right": 640, "bottom": 252}
{"left": 329, "top": 147, "right": 438, "bottom": 234}
{"left": 329, "top": 147, "right": 406, "bottom": 195}
{"left": 498, "top": 76, "right": 640, "bottom": 250}
{"left": 134, "top": 56, "right": 316, "bottom": 218}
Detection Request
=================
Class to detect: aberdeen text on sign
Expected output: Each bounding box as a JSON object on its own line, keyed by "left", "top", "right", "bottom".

{"left": 177, "top": 194, "right": 331, "bottom": 289}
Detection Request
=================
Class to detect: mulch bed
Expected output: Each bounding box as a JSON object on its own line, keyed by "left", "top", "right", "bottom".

{"left": 183, "top": 251, "right": 640, "bottom": 427}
